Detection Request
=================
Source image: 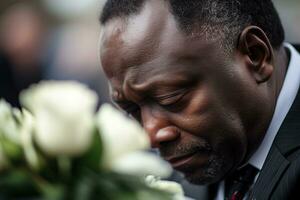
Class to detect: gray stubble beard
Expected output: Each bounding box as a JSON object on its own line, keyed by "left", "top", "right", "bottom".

{"left": 185, "top": 153, "right": 225, "bottom": 185}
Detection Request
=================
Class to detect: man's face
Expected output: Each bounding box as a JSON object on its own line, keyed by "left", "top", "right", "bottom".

{"left": 100, "top": 1, "right": 272, "bottom": 184}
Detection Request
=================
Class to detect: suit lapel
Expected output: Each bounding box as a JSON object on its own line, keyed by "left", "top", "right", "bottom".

{"left": 249, "top": 146, "right": 289, "bottom": 199}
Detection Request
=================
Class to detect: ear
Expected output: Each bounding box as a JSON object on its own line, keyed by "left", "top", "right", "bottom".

{"left": 237, "top": 26, "right": 274, "bottom": 84}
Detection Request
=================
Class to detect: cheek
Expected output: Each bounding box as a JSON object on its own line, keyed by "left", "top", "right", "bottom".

{"left": 184, "top": 85, "right": 211, "bottom": 115}
{"left": 169, "top": 85, "right": 214, "bottom": 132}
{"left": 170, "top": 102, "right": 248, "bottom": 168}
{"left": 166, "top": 82, "right": 248, "bottom": 164}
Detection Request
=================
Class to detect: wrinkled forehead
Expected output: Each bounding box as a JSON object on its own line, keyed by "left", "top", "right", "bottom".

{"left": 99, "top": 0, "right": 222, "bottom": 97}
{"left": 99, "top": 0, "right": 186, "bottom": 77}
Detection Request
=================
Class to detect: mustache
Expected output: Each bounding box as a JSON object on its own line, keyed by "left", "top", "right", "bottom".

{"left": 159, "top": 139, "right": 212, "bottom": 158}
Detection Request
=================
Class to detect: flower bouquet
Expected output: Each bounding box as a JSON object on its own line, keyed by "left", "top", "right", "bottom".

{"left": 0, "top": 81, "right": 184, "bottom": 200}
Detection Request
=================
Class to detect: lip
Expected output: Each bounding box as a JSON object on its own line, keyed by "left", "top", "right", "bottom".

{"left": 166, "top": 152, "right": 199, "bottom": 169}
{"left": 165, "top": 150, "right": 211, "bottom": 171}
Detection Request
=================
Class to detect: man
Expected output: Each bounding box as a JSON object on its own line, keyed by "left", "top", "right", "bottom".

{"left": 99, "top": 0, "right": 300, "bottom": 199}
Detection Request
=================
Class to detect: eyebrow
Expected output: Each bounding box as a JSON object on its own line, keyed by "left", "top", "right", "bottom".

{"left": 126, "top": 73, "right": 192, "bottom": 92}
{"left": 112, "top": 77, "right": 195, "bottom": 105}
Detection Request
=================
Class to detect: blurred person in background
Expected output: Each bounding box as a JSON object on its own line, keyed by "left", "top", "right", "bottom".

{"left": 0, "top": 3, "right": 45, "bottom": 107}
{"left": 0, "top": 0, "right": 110, "bottom": 107}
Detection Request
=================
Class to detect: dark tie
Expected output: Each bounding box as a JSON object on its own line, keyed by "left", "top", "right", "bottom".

{"left": 225, "top": 164, "right": 259, "bottom": 200}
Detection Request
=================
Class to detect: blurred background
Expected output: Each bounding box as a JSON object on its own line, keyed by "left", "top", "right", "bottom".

{"left": 0, "top": 0, "right": 299, "bottom": 199}
{"left": 0, "top": 0, "right": 299, "bottom": 108}
{"left": 0, "top": 0, "right": 109, "bottom": 107}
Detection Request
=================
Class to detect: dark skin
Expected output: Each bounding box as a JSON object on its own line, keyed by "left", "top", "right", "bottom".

{"left": 100, "top": 1, "right": 288, "bottom": 184}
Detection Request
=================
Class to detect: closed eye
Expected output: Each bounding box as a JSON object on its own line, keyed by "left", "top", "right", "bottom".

{"left": 155, "top": 88, "right": 189, "bottom": 107}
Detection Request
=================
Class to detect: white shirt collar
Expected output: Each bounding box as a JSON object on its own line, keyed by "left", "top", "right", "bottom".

{"left": 248, "top": 43, "right": 300, "bottom": 170}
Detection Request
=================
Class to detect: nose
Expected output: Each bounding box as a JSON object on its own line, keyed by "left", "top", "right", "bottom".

{"left": 141, "top": 106, "right": 180, "bottom": 148}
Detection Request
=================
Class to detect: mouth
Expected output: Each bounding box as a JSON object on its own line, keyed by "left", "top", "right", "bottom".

{"left": 165, "top": 150, "right": 210, "bottom": 170}
{"left": 166, "top": 152, "right": 197, "bottom": 168}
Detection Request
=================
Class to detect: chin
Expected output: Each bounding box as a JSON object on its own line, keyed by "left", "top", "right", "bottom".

{"left": 183, "top": 154, "right": 227, "bottom": 185}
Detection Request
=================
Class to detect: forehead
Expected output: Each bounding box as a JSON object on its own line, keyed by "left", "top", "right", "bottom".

{"left": 100, "top": 0, "right": 221, "bottom": 91}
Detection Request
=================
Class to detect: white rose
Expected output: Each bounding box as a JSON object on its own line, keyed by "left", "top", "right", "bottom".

{"left": 96, "top": 104, "right": 172, "bottom": 178}
{"left": 111, "top": 151, "right": 172, "bottom": 178}
{"left": 96, "top": 104, "right": 150, "bottom": 168}
{"left": 145, "top": 176, "right": 185, "bottom": 200}
{"left": 20, "top": 81, "right": 98, "bottom": 157}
